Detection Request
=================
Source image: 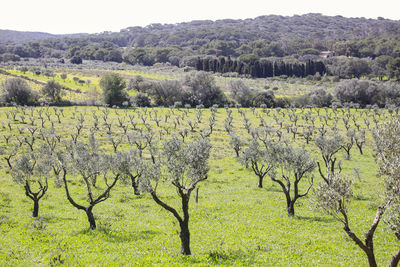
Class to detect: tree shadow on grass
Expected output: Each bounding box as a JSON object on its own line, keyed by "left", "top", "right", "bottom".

{"left": 204, "top": 249, "right": 256, "bottom": 265}
{"left": 75, "top": 227, "right": 160, "bottom": 243}
{"left": 294, "top": 215, "right": 335, "bottom": 223}
{"left": 264, "top": 185, "right": 283, "bottom": 193}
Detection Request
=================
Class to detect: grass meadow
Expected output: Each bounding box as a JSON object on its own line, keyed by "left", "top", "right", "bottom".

{"left": 0, "top": 104, "right": 397, "bottom": 266}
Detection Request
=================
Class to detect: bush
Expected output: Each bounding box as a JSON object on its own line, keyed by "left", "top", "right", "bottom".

{"left": 100, "top": 73, "right": 128, "bottom": 106}
{"left": 229, "top": 80, "right": 254, "bottom": 107}
{"left": 70, "top": 56, "right": 82, "bottom": 64}
{"left": 1, "top": 78, "right": 36, "bottom": 105}
{"left": 253, "top": 90, "right": 275, "bottom": 107}
{"left": 42, "top": 80, "right": 64, "bottom": 103}
{"left": 182, "top": 71, "right": 226, "bottom": 107}
{"left": 309, "top": 88, "right": 332, "bottom": 107}
{"left": 334, "top": 79, "right": 383, "bottom": 107}
{"left": 150, "top": 80, "right": 183, "bottom": 106}
{"left": 133, "top": 93, "right": 151, "bottom": 107}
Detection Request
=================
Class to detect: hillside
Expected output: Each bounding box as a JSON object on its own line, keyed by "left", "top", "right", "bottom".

{"left": 0, "top": 29, "right": 88, "bottom": 44}
{"left": 1, "top": 14, "right": 400, "bottom": 73}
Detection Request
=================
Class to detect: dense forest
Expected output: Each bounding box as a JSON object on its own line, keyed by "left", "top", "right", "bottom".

{"left": 1, "top": 13, "right": 400, "bottom": 79}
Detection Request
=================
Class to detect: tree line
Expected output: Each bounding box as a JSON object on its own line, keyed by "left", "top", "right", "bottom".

{"left": 194, "top": 56, "right": 326, "bottom": 78}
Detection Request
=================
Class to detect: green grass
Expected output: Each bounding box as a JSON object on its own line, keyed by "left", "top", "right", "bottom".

{"left": 0, "top": 106, "right": 397, "bottom": 266}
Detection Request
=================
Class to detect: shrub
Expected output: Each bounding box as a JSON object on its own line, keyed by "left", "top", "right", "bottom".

{"left": 1, "top": 78, "right": 36, "bottom": 105}
{"left": 70, "top": 56, "right": 82, "bottom": 64}
{"left": 100, "top": 73, "right": 128, "bottom": 106}
{"left": 42, "top": 80, "right": 64, "bottom": 103}
{"left": 133, "top": 93, "right": 151, "bottom": 107}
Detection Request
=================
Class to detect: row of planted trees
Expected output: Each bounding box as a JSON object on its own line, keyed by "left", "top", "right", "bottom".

{"left": 225, "top": 108, "right": 400, "bottom": 266}
{"left": 9, "top": 131, "right": 210, "bottom": 255}
{"left": 1, "top": 105, "right": 400, "bottom": 263}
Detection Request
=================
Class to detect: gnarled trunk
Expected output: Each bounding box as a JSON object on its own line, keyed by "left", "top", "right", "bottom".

{"left": 365, "top": 252, "right": 377, "bottom": 267}
{"left": 33, "top": 198, "right": 39, "bottom": 217}
{"left": 179, "top": 222, "right": 191, "bottom": 255}
{"left": 258, "top": 176, "right": 263, "bottom": 188}
{"left": 86, "top": 207, "right": 96, "bottom": 230}
{"left": 287, "top": 201, "right": 295, "bottom": 217}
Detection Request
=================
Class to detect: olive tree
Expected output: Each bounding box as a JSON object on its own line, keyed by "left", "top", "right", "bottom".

{"left": 118, "top": 149, "right": 143, "bottom": 195}
{"left": 269, "top": 143, "right": 316, "bottom": 216}
{"left": 315, "top": 134, "right": 344, "bottom": 184}
{"left": 58, "top": 135, "right": 123, "bottom": 229}
{"left": 239, "top": 139, "right": 276, "bottom": 188}
{"left": 139, "top": 137, "right": 211, "bottom": 255}
{"left": 229, "top": 132, "right": 244, "bottom": 158}
{"left": 314, "top": 120, "right": 400, "bottom": 267}
{"left": 11, "top": 149, "right": 51, "bottom": 217}
{"left": 375, "top": 119, "right": 400, "bottom": 266}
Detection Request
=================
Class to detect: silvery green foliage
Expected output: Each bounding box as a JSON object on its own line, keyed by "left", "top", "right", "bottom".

{"left": 272, "top": 144, "right": 316, "bottom": 181}
{"left": 117, "top": 150, "right": 143, "bottom": 181}
{"left": 66, "top": 133, "right": 102, "bottom": 183}
{"left": 314, "top": 174, "right": 353, "bottom": 222}
{"left": 315, "top": 134, "right": 344, "bottom": 184}
{"left": 139, "top": 160, "right": 161, "bottom": 192}
{"left": 315, "top": 134, "right": 344, "bottom": 164}
{"left": 239, "top": 139, "right": 277, "bottom": 171}
{"left": 374, "top": 119, "right": 400, "bottom": 237}
{"left": 115, "top": 149, "right": 147, "bottom": 195}
{"left": 385, "top": 202, "right": 400, "bottom": 237}
{"left": 239, "top": 138, "right": 278, "bottom": 188}
{"left": 140, "top": 137, "right": 211, "bottom": 192}
{"left": 164, "top": 137, "right": 211, "bottom": 186}
{"left": 374, "top": 120, "right": 400, "bottom": 197}
{"left": 11, "top": 148, "right": 52, "bottom": 185}
{"left": 229, "top": 132, "right": 244, "bottom": 158}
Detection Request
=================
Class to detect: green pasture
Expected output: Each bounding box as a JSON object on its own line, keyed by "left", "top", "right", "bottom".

{"left": 0, "top": 105, "right": 397, "bottom": 266}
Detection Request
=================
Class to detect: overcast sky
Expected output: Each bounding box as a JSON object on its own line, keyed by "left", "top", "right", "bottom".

{"left": 2, "top": 0, "right": 400, "bottom": 34}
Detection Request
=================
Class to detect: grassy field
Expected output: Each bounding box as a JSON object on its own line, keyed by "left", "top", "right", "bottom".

{"left": 1, "top": 65, "right": 339, "bottom": 104}
{"left": 0, "top": 104, "right": 397, "bottom": 266}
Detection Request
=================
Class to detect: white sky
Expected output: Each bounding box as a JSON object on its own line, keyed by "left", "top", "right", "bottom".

{"left": 1, "top": 0, "right": 400, "bottom": 34}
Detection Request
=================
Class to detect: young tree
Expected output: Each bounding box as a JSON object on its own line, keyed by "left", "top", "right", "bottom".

{"left": 269, "top": 143, "right": 316, "bottom": 216}
{"left": 375, "top": 119, "right": 400, "bottom": 266}
{"left": 315, "top": 134, "right": 344, "bottom": 184}
{"left": 100, "top": 73, "right": 128, "bottom": 106}
{"left": 58, "top": 135, "right": 123, "bottom": 229}
{"left": 139, "top": 137, "right": 211, "bottom": 255}
{"left": 118, "top": 149, "right": 143, "bottom": 195}
{"left": 239, "top": 139, "right": 275, "bottom": 188}
{"left": 314, "top": 120, "right": 400, "bottom": 267}
{"left": 11, "top": 149, "right": 51, "bottom": 217}
{"left": 229, "top": 132, "right": 244, "bottom": 158}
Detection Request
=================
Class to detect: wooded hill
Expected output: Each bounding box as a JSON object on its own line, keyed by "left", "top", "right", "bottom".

{"left": 1, "top": 13, "right": 400, "bottom": 71}
{"left": 0, "top": 30, "right": 88, "bottom": 44}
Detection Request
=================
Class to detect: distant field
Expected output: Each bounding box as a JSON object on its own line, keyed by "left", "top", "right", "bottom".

{"left": 1, "top": 66, "right": 339, "bottom": 103}
{"left": 0, "top": 105, "right": 397, "bottom": 266}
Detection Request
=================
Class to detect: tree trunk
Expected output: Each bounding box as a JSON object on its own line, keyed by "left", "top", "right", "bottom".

{"left": 179, "top": 222, "right": 191, "bottom": 255}
{"left": 366, "top": 252, "right": 377, "bottom": 267}
{"left": 86, "top": 207, "right": 96, "bottom": 230}
{"left": 258, "top": 176, "right": 263, "bottom": 188}
{"left": 287, "top": 201, "right": 295, "bottom": 217}
{"left": 33, "top": 198, "right": 39, "bottom": 217}
{"left": 132, "top": 178, "right": 140, "bottom": 195}
{"left": 390, "top": 248, "right": 400, "bottom": 267}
